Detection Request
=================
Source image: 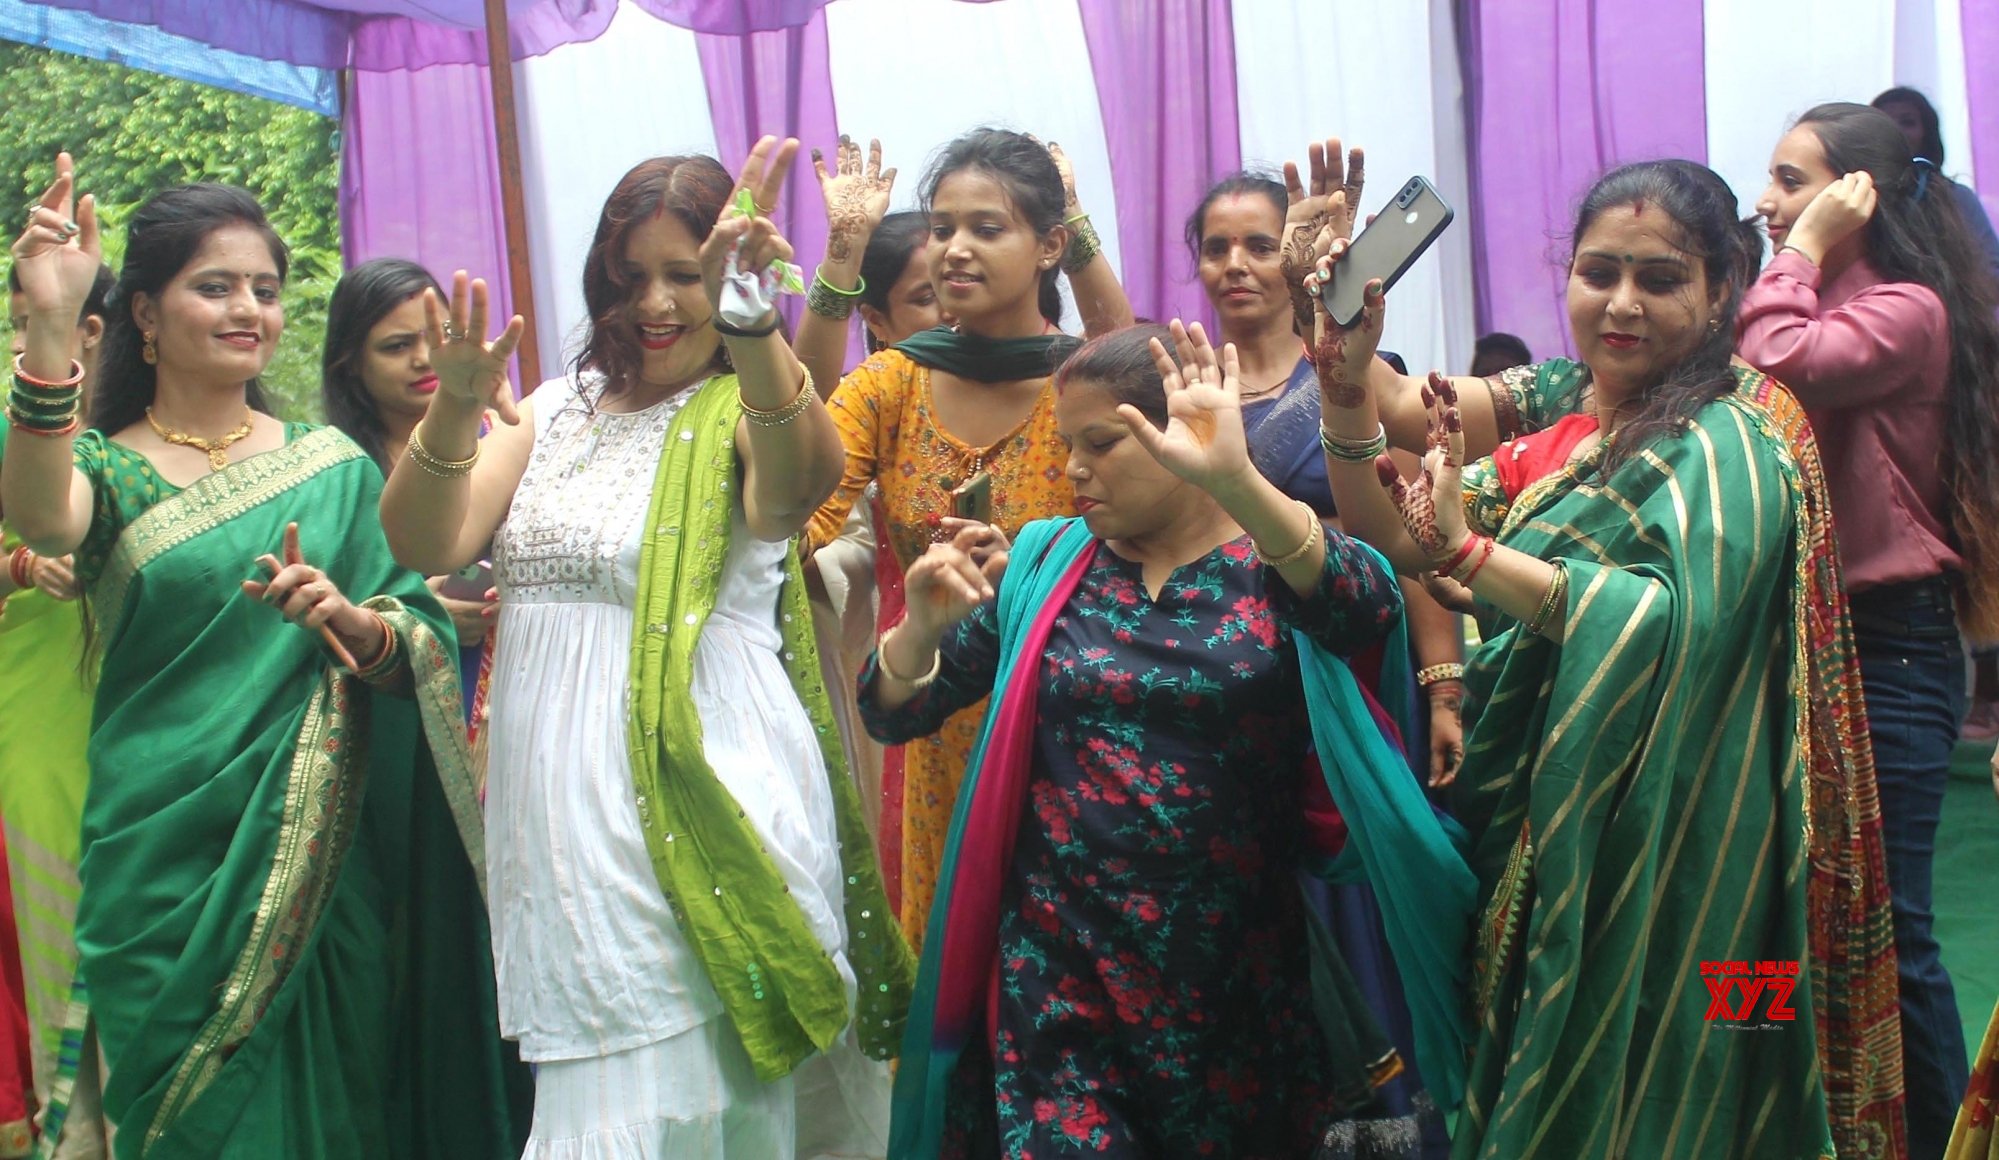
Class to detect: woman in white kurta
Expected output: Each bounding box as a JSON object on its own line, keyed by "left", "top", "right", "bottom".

{"left": 378, "top": 141, "right": 909, "bottom": 1158}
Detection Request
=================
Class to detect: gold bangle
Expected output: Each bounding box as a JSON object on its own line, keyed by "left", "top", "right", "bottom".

{"left": 876, "top": 626, "right": 940, "bottom": 688}
{"left": 1255, "top": 499, "right": 1322, "bottom": 568}
{"left": 1061, "top": 214, "right": 1102, "bottom": 274}
{"left": 1525, "top": 561, "right": 1569, "bottom": 636}
{"left": 406, "top": 428, "right": 479, "bottom": 477}
{"left": 740, "top": 368, "right": 816, "bottom": 427}
{"left": 1416, "top": 663, "right": 1466, "bottom": 687}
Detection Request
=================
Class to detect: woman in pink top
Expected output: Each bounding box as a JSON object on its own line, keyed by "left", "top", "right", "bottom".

{"left": 1742, "top": 100, "right": 1999, "bottom": 1160}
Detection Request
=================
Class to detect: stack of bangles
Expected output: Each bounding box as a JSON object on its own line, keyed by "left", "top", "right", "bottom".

{"left": 8, "top": 354, "right": 85, "bottom": 438}
{"left": 1319, "top": 421, "right": 1388, "bottom": 463}
{"left": 741, "top": 367, "right": 817, "bottom": 428}
{"left": 1061, "top": 212, "right": 1102, "bottom": 274}
{"left": 806, "top": 267, "right": 866, "bottom": 320}
{"left": 7, "top": 546, "right": 37, "bottom": 591}
{"left": 351, "top": 614, "right": 402, "bottom": 683}
{"left": 1438, "top": 534, "right": 1496, "bottom": 586}
{"left": 1525, "top": 560, "right": 1570, "bottom": 637}
{"left": 406, "top": 429, "right": 479, "bottom": 478}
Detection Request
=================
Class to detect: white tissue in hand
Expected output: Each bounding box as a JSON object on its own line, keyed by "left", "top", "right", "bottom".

{"left": 719, "top": 238, "right": 779, "bottom": 328}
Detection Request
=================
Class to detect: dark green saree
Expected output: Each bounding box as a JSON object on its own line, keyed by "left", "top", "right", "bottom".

{"left": 69, "top": 426, "right": 525, "bottom": 1159}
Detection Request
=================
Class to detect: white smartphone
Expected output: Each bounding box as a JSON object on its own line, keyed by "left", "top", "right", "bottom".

{"left": 1321, "top": 176, "right": 1455, "bottom": 328}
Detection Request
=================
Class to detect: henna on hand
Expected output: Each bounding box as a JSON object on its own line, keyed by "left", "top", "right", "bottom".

{"left": 1378, "top": 456, "right": 1455, "bottom": 562}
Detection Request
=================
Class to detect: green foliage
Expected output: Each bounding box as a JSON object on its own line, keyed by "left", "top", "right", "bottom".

{"left": 0, "top": 43, "right": 340, "bottom": 421}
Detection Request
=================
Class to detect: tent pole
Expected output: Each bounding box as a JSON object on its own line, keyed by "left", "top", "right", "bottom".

{"left": 483, "top": 0, "right": 543, "bottom": 390}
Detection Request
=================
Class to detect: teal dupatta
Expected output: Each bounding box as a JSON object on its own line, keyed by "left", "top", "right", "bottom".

{"left": 888, "top": 518, "right": 1474, "bottom": 1158}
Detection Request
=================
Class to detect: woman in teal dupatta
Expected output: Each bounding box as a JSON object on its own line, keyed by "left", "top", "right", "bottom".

{"left": 1313, "top": 160, "right": 1900, "bottom": 1157}
{"left": 3, "top": 163, "right": 525, "bottom": 1158}
{"left": 865, "top": 323, "right": 1473, "bottom": 1158}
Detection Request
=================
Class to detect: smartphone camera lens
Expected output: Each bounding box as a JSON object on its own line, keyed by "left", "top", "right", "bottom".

{"left": 1398, "top": 182, "right": 1418, "bottom": 207}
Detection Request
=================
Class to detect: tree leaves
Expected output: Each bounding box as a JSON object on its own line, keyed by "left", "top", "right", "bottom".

{"left": 0, "top": 44, "right": 339, "bottom": 421}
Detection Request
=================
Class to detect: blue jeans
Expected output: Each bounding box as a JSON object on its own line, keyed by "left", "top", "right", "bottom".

{"left": 1850, "top": 576, "right": 1970, "bottom": 1159}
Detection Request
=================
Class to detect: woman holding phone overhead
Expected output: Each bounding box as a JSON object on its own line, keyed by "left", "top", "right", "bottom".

{"left": 1310, "top": 158, "right": 1901, "bottom": 1158}
{"left": 804, "top": 128, "right": 1133, "bottom": 952}
{"left": 377, "top": 138, "right": 909, "bottom": 1158}
{"left": 0, "top": 156, "right": 523, "bottom": 1158}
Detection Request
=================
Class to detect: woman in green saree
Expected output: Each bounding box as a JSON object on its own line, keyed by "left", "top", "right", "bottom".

{"left": 1310, "top": 159, "right": 1900, "bottom": 1158}
{"left": 1, "top": 156, "right": 525, "bottom": 1158}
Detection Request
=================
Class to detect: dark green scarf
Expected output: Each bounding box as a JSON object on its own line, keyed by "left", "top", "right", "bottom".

{"left": 892, "top": 326, "right": 1081, "bottom": 383}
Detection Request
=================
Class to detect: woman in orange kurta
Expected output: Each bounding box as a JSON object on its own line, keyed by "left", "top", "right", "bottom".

{"left": 805, "top": 128, "right": 1129, "bottom": 947}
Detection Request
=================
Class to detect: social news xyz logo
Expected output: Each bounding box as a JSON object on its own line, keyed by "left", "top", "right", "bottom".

{"left": 1699, "top": 960, "right": 1800, "bottom": 1022}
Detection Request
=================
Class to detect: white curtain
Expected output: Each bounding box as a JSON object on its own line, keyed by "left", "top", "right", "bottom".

{"left": 1231, "top": 0, "right": 1476, "bottom": 376}
{"left": 514, "top": 1, "right": 720, "bottom": 384}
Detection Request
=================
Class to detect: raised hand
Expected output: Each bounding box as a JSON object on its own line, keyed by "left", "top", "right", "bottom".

{"left": 1306, "top": 234, "right": 1385, "bottom": 410}
{"left": 902, "top": 530, "right": 995, "bottom": 636}
{"left": 1376, "top": 373, "right": 1470, "bottom": 566}
{"left": 1281, "top": 137, "right": 1365, "bottom": 329}
{"left": 1124, "top": 320, "right": 1251, "bottom": 493}
{"left": 1043, "top": 139, "right": 1083, "bottom": 215}
{"left": 1785, "top": 170, "right": 1877, "bottom": 263}
{"left": 700, "top": 135, "right": 801, "bottom": 317}
{"left": 813, "top": 135, "right": 895, "bottom": 265}
{"left": 424, "top": 271, "right": 525, "bottom": 426}
{"left": 8, "top": 152, "right": 102, "bottom": 327}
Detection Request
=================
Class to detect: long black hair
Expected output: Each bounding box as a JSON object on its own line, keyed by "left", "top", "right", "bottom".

{"left": 921, "top": 128, "right": 1067, "bottom": 330}
{"left": 1798, "top": 101, "right": 1999, "bottom": 635}
{"left": 858, "top": 211, "right": 932, "bottom": 354}
{"left": 1568, "top": 160, "right": 1763, "bottom": 477}
{"left": 321, "top": 257, "right": 442, "bottom": 472}
{"left": 90, "top": 183, "right": 288, "bottom": 435}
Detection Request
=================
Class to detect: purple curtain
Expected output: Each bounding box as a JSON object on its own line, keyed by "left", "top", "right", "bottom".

{"left": 1966, "top": 0, "right": 1999, "bottom": 220}
{"left": 341, "top": 62, "right": 519, "bottom": 389}
{"left": 695, "top": 6, "right": 839, "bottom": 331}
{"left": 1459, "top": 0, "right": 1708, "bottom": 358}
{"left": 635, "top": 0, "right": 827, "bottom": 36}
{"left": 1078, "top": 0, "right": 1241, "bottom": 327}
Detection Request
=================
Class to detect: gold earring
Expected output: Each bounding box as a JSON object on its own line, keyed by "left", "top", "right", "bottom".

{"left": 142, "top": 331, "right": 158, "bottom": 365}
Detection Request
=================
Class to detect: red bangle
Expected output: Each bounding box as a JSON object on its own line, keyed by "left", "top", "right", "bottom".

{"left": 1438, "top": 534, "right": 1482, "bottom": 577}
{"left": 8, "top": 547, "right": 35, "bottom": 590}
{"left": 7, "top": 415, "right": 79, "bottom": 438}
{"left": 11, "top": 353, "right": 85, "bottom": 390}
{"left": 1456, "top": 537, "right": 1496, "bottom": 585}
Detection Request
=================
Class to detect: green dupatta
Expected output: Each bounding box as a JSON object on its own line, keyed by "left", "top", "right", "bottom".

{"left": 76, "top": 427, "right": 525, "bottom": 1159}
{"left": 626, "top": 375, "right": 913, "bottom": 1083}
{"left": 1450, "top": 383, "right": 1834, "bottom": 1159}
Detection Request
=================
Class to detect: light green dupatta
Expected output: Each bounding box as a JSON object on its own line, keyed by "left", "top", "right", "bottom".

{"left": 76, "top": 427, "right": 526, "bottom": 1159}
{"left": 0, "top": 528, "right": 93, "bottom": 1124}
{"left": 626, "top": 375, "right": 913, "bottom": 1083}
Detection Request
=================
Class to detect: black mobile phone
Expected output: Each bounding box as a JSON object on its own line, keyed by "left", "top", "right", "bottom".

{"left": 1321, "top": 176, "right": 1455, "bottom": 328}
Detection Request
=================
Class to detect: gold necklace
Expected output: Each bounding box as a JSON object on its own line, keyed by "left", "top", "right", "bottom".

{"left": 146, "top": 406, "right": 255, "bottom": 471}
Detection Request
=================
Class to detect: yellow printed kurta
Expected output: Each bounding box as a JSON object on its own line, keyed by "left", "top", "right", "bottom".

{"left": 807, "top": 351, "right": 1075, "bottom": 949}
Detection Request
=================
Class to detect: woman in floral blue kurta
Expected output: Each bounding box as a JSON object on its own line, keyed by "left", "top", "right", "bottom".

{"left": 860, "top": 329, "right": 1407, "bottom": 1159}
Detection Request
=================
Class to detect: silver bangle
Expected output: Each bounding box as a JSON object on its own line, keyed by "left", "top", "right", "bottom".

{"left": 1320, "top": 422, "right": 1389, "bottom": 463}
